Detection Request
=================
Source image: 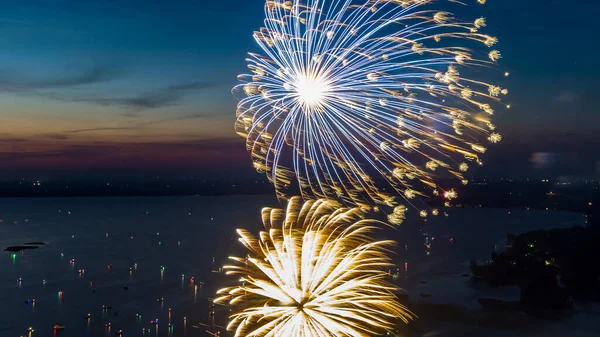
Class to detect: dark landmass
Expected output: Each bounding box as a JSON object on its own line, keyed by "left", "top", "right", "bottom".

{"left": 5, "top": 245, "right": 40, "bottom": 252}
{"left": 477, "top": 298, "right": 521, "bottom": 311}
{"left": 24, "top": 242, "right": 46, "bottom": 245}
{"left": 471, "top": 226, "right": 600, "bottom": 310}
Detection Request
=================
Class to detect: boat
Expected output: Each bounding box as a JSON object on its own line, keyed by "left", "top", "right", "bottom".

{"left": 53, "top": 324, "right": 66, "bottom": 330}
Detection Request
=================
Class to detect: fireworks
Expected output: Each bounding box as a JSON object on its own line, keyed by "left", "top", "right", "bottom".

{"left": 215, "top": 197, "right": 413, "bottom": 336}
{"left": 234, "top": 0, "right": 507, "bottom": 213}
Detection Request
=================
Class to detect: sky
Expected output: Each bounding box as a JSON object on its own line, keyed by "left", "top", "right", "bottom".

{"left": 0, "top": 0, "right": 598, "bottom": 181}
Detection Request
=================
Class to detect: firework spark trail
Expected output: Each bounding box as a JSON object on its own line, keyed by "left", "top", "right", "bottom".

{"left": 234, "top": 0, "right": 507, "bottom": 222}
{"left": 215, "top": 197, "right": 413, "bottom": 336}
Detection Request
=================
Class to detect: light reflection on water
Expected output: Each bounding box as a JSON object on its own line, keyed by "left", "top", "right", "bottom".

{"left": 0, "top": 195, "right": 585, "bottom": 336}
{"left": 0, "top": 195, "right": 277, "bottom": 337}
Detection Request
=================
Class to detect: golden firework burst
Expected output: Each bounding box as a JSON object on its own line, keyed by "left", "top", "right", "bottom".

{"left": 215, "top": 197, "right": 413, "bottom": 336}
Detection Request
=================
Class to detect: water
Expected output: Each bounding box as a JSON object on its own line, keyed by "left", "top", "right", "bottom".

{"left": 0, "top": 196, "right": 587, "bottom": 337}
{"left": 0, "top": 195, "right": 277, "bottom": 337}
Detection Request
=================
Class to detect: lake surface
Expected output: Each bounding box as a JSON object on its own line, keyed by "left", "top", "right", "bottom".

{"left": 0, "top": 196, "right": 588, "bottom": 337}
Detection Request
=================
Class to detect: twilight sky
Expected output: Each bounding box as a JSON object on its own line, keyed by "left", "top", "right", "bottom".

{"left": 0, "top": 0, "right": 598, "bottom": 180}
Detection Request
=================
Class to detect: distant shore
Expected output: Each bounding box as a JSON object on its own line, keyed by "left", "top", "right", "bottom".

{"left": 0, "top": 180, "right": 596, "bottom": 221}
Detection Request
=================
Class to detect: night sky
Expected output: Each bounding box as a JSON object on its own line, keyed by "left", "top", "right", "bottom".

{"left": 1, "top": 0, "right": 598, "bottom": 181}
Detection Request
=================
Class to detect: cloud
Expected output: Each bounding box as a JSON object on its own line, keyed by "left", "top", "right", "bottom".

{"left": 62, "top": 127, "right": 137, "bottom": 134}
{"left": 0, "top": 137, "right": 29, "bottom": 143}
{"left": 530, "top": 152, "right": 558, "bottom": 169}
{"left": 0, "top": 63, "right": 216, "bottom": 110}
{"left": 139, "top": 113, "right": 220, "bottom": 126}
{"left": 555, "top": 90, "right": 581, "bottom": 103}
{"left": 48, "top": 81, "right": 216, "bottom": 110}
{"left": 41, "top": 134, "right": 70, "bottom": 140}
{"left": 53, "top": 113, "right": 218, "bottom": 135}
{"left": 120, "top": 112, "right": 142, "bottom": 118}
{"left": 0, "top": 150, "right": 64, "bottom": 161}
{"left": 0, "top": 64, "right": 121, "bottom": 92}
{"left": 0, "top": 137, "right": 246, "bottom": 167}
